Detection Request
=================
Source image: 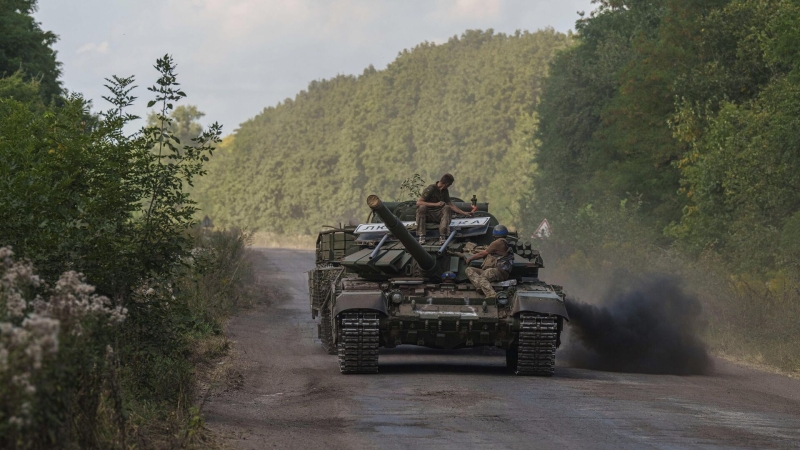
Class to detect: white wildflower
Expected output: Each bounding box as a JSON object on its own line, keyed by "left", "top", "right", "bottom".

{"left": 45, "top": 271, "right": 124, "bottom": 327}
{"left": 9, "top": 416, "right": 24, "bottom": 428}
{"left": 31, "top": 295, "right": 46, "bottom": 314}
{"left": 1, "top": 254, "right": 41, "bottom": 289}
{"left": 21, "top": 315, "right": 59, "bottom": 365}
{"left": 108, "top": 306, "right": 127, "bottom": 324}
{"left": 10, "top": 327, "right": 30, "bottom": 346}
{"left": 12, "top": 373, "right": 30, "bottom": 387}
{"left": 0, "top": 246, "right": 14, "bottom": 261}
{"left": 5, "top": 291, "right": 26, "bottom": 318}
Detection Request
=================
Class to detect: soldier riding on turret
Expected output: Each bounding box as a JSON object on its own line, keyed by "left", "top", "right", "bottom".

{"left": 464, "top": 224, "right": 514, "bottom": 299}
{"left": 416, "top": 173, "right": 473, "bottom": 245}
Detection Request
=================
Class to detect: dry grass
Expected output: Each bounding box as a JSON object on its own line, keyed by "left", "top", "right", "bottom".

{"left": 250, "top": 231, "right": 316, "bottom": 250}
{"left": 698, "top": 270, "right": 800, "bottom": 376}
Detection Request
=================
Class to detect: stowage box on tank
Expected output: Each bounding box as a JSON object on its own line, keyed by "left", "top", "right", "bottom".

{"left": 308, "top": 195, "right": 569, "bottom": 375}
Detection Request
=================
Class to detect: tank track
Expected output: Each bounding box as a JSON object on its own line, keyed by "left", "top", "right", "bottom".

{"left": 337, "top": 310, "right": 379, "bottom": 374}
{"left": 319, "top": 304, "right": 336, "bottom": 355}
{"left": 514, "top": 313, "right": 558, "bottom": 376}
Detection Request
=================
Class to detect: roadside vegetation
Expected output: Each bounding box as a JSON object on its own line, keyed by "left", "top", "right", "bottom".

{"left": 0, "top": 2, "right": 259, "bottom": 447}
{"left": 528, "top": 0, "right": 800, "bottom": 374}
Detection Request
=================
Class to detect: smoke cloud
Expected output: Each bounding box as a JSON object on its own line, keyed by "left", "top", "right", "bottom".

{"left": 564, "top": 275, "right": 713, "bottom": 375}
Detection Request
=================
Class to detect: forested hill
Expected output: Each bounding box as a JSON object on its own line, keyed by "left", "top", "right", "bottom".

{"left": 195, "top": 29, "right": 572, "bottom": 234}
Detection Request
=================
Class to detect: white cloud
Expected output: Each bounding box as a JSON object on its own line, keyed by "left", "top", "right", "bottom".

{"left": 164, "top": 0, "right": 316, "bottom": 41}
{"left": 75, "top": 41, "right": 109, "bottom": 55}
{"left": 433, "top": 0, "right": 503, "bottom": 21}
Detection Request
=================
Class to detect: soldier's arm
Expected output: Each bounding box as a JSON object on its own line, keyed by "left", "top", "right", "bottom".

{"left": 465, "top": 249, "right": 489, "bottom": 264}
{"left": 448, "top": 202, "right": 472, "bottom": 216}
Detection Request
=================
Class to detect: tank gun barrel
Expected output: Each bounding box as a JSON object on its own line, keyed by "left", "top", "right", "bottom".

{"left": 367, "top": 195, "right": 436, "bottom": 272}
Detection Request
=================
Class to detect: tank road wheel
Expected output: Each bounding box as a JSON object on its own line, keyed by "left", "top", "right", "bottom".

{"left": 510, "top": 313, "right": 558, "bottom": 376}
{"left": 337, "top": 310, "right": 380, "bottom": 374}
{"left": 319, "top": 301, "right": 337, "bottom": 355}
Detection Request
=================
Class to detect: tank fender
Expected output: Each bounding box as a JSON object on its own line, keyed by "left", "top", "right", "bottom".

{"left": 333, "top": 290, "right": 388, "bottom": 317}
{"left": 511, "top": 291, "right": 569, "bottom": 320}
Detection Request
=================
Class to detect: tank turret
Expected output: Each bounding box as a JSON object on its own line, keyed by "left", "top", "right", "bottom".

{"left": 366, "top": 194, "right": 436, "bottom": 273}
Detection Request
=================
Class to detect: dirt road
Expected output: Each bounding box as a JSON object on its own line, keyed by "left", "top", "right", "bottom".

{"left": 204, "top": 248, "right": 800, "bottom": 449}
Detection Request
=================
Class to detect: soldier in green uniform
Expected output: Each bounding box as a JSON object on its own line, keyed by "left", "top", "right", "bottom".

{"left": 416, "top": 173, "right": 472, "bottom": 244}
{"left": 464, "top": 225, "right": 514, "bottom": 298}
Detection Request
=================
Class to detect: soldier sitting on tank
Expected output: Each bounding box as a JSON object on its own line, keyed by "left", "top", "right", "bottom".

{"left": 463, "top": 225, "right": 514, "bottom": 299}
{"left": 416, "top": 173, "right": 473, "bottom": 245}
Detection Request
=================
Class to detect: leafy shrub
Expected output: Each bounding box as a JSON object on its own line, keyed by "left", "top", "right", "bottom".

{"left": 0, "top": 55, "right": 260, "bottom": 448}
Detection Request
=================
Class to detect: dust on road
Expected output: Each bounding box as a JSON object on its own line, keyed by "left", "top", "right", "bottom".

{"left": 203, "top": 248, "right": 800, "bottom": 449}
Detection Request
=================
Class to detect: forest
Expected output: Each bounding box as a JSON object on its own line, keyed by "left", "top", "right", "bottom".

{"left": 530, "top": 0, "right": 800, "bottom": 277}
{"left": 193, "top": 29, "right": 573, "bottom": 232}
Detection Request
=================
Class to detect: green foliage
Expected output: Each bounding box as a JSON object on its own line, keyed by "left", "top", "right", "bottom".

{"left": 0, "top": 0, "right": 62, "bottom": 102}
{"left": 147, "top": 104, "right": 207, "bottom": 152}
{"left": 527, "top": 0, "right": 800, "bottom": 372}
{"left": 398, "top": 174, "right": 426, "bottom": 200}
{"left": 194, "top": 29, "right": 573, "bottom": 233}
{"left": 0, "top": 54, "right": 235, "bottom": 447}
{"left": 781, "top": 211, "right": 800, "bottom": 266}
{"left": 0, "top": 56, "right": 221, "bottom": 296}
{"left": 137, "top": 55, "right": 222, "bottom": 277}
{"left": 528, "top": 0, "right": 800, "bottom": 275}
{"left": 669, "top": 1, "right": 800, "bottom": 271}
{"left": 180, "top": 228, "right": 257, "bottom": 330}
{"left": 0, "top": 71, "right": 44, "bottom": 109}
{"left": 0, "top": 92, "right": 140, "bottom": 292}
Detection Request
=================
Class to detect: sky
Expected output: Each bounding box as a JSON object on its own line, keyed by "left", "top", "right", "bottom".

{"left": 35, "top": 0, "right": 595, "bottom": 134}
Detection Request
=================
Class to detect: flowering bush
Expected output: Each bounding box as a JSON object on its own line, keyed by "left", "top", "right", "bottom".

{"left": 0, "top": 247, "right": 126, "bottom": 448}
{"left": 1, "top": 55, "right": 229, "bottom": 447}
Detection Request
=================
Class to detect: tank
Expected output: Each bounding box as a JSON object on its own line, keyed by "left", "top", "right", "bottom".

{"left": 308, "top": 194, "right": 569, "bottom": 375}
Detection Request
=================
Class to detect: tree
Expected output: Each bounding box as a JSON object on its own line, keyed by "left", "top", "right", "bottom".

{"left": 0, "top": 0, "right": 62, "bottom": 102}
{"left": 147, "top": 104, "right": 206, "bottom": 150}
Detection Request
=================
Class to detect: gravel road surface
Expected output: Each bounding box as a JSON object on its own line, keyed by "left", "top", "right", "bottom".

{"left": 204, "top": 248, "right": 800, "bottom": 449}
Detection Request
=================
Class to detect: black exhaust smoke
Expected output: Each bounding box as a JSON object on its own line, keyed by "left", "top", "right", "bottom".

{"left": 564, "top": 275, "right": 713, "bottom": 375}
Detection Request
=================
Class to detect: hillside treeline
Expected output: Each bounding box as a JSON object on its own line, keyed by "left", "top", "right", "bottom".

{"left": 195, "top": 29, "right": 573, "bottom": 232}
{"left": 530, "top": 0, "right": 800, "bottom": 275}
